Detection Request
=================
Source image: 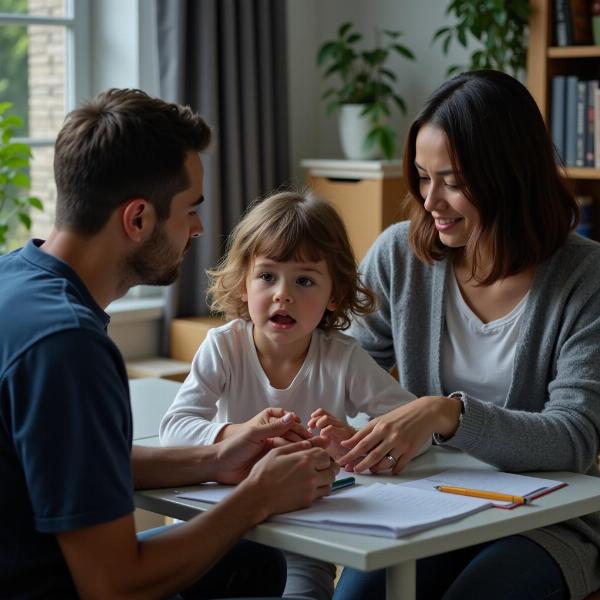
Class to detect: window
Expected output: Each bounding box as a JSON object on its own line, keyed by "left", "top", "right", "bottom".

{"left": 0, "top": 0, "right": 89, "bottom": 248}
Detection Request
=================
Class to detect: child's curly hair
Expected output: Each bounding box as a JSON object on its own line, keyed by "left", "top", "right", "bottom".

{"left": 207, "top": 190, "right": 377, "bottom": 331}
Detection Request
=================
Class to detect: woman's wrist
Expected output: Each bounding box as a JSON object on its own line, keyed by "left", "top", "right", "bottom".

{"left": 431, "top": 393, "right": 464, "bottom": 440}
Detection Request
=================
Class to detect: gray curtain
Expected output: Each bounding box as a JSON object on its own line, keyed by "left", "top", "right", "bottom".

{"left": 156, "top": 0, "right": 290, "bottom": 347}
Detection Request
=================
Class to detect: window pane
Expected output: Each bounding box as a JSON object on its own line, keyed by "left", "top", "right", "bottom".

{"left": 0, "top": 0, "right": 66, "bottom": 17}
{"left": 0, "top": 21, "right": 65, "bottom": 137}
{"left": 0, "top": 23, "right": 29, "bottom": 135}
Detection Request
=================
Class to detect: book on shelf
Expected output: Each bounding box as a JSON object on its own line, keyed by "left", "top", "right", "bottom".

{"left": 595, "top": 87, "right": 600, "bottom": 168}
{"left": 554, "top": 76, "right": 599, "bottom": 169}
{"left": 576, "top": 80, "right": 587, "bottom": 167}
{"left": 586, "top": 81, "right": 599, "bottom": 167}
{"left": 551, "top": 76, "right": 567, "bottom": 163}
{"left": 576, "top": 195, "right": 594, "bottom": 238}
{"left": 565, "top": 76, "right": 579, "bottom": 167}
{"left": 555, "top": 0, "right": 593, "bottom": 45}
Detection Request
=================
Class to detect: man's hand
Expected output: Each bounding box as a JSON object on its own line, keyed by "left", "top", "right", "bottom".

{"left": 213, "top": 413, "right": 324, "bottom": 484}
{"left": 307, "top": 408, "right": 356, "bottom": 460}
{"left": 215, "top": 407, "right": 312, "bottom": 444}
{"left": 237, "top": 438, "right": 340, "bottom": 520}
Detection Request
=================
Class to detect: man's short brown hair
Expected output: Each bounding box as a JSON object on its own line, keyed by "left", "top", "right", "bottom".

{"left": 54, "top": 88, "right": 211, "bottom": 234}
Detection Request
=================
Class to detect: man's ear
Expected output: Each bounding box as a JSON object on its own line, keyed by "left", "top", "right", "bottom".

{"left": 121, "top": 199, "right": 155, "bottom": 242}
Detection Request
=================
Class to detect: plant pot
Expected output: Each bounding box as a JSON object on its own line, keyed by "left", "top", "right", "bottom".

{"left": 338, "top": 104, "right": 381, "bottom": 160}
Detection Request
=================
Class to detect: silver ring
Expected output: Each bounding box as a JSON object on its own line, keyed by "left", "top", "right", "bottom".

{"left": 385, "top": 454, "right": 398, "bottom": 466}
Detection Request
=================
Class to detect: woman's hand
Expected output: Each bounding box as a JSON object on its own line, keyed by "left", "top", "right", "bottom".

{"left": 338, "top": 395, "right": 462, "bottom": 474}
{"left": 307, "top": 408, "right": 357, "bottom": 459}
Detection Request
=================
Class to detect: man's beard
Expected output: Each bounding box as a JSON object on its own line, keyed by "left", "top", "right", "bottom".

{"left": 126, "top": 223, "right": 188, "bottom": 287}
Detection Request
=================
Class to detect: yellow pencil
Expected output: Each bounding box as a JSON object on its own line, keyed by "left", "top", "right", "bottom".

{"left": 435, "top": 485, "right": 528, "bottom": 504}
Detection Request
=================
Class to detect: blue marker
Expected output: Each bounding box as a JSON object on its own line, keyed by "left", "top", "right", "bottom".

{"left": 331, "top": 476, "right": 356, "bottom": 492}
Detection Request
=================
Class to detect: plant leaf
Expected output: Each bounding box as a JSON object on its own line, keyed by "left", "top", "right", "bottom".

{"left": 338, "top": 22, "right": 353, "bottom": 38}
{"left": 432, "top": 26, "right": 451, "bottom": 43}
{"left": 393, "top": 44, "right": 415, "bottom": 60}
{"left": 17, "top": 212, "right": 32, "bottom": 230}
{"left": 28, "top": 196, "right": 43, "bottom": 211}
{"left": 317, "top": 42, "right": 338, "bottom": 66}
{"left": 10, "top": 172, "right": 30, "bottom": 188}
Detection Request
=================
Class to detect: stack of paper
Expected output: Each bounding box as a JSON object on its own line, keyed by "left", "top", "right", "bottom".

{"left": 175, "top": 469, "right": 566, "bottom": 537}
{"left": 177, "top": 482, "right": 491, "bottom": 538}
{"left": 270, "top": 483, "right": 490, "bottom": 537}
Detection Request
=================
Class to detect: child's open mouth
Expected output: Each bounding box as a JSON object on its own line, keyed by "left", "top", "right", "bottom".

{"left": 270, "top": 314, "right": 296, "bottom": 326}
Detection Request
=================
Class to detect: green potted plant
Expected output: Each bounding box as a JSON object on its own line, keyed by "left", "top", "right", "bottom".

{"left": 317, "top": 22, "right": 415, "bottom": 160}
{"left": 0, "top": 102, "right": 42, "bottom": 254}
{"left": 432, "top": 0, "right": 530, "bottom": 76}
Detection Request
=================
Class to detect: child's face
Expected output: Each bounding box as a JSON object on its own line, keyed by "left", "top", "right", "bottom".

{"left": 242, "top": 255, "right": 336, "bottom": 354}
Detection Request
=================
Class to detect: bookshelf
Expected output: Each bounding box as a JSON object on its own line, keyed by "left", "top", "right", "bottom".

{"left": 527, "top": 0, "right": 600, "bottom": 237}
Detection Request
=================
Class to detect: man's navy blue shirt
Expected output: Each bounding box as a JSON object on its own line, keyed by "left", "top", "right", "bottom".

{"left": 0, "top": 240, "right": 134, "bottom": 598}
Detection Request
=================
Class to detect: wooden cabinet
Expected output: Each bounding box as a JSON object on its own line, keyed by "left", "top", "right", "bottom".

{"left": 302, "top": 159, "right": 409, "bottom": 262}
{"left": 527, "top": 0, "right": 600, "bottom": 237}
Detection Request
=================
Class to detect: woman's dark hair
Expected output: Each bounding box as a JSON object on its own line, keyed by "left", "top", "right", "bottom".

{"left": 54, "top": 88, "right": 212, "bottom": 235}
{"left": 403, "top": 70, "right": 578, "bottom": 284}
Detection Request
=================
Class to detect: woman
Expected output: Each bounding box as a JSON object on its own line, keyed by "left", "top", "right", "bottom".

{"left": 334, "top": 70, "right": 600, "bottom": 599}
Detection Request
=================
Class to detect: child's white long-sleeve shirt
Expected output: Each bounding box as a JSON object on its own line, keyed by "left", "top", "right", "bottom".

{"left": 159, "top": 318, "right": 417, "bottom": 446}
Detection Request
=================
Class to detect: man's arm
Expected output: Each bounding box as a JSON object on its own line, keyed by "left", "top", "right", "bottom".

{"left": 59, "top": 418, "right": 338, "bottom": 600}
{"left": 133, "top": 410, "right": 309, "bottom": 489}
{"left": 131, "top": 445, "right": 219, "bottom": 489}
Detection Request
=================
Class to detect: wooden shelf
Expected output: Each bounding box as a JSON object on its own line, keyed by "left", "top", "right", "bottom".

{"left": 548, "top": 46, "right": 600, "bottom": 58}
{"left": 564, "top": 168, "right": 600, "bottom": 180}
{"left": 528, "top": 1, "right": 600, "bottom": 239}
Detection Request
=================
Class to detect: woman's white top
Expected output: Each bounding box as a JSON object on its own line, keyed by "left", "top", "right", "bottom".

{"left": 441, "top": 270, "right": 529, "bottom": 406}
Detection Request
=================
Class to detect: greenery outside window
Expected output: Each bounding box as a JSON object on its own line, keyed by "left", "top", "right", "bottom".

{"left": 0, "top": 0, "right": 89, "bottom": 250}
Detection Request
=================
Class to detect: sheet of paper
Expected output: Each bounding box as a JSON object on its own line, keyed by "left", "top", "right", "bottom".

{"left": 400, "top": 468, "right": 566, "bottom": 507}
{"left": 272, "top": 482, "right": 491, "bottom": 537}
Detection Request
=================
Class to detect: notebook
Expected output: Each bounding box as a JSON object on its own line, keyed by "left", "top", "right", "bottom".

{"left": 399, "top": 468, "right": 567, "bottom": 509}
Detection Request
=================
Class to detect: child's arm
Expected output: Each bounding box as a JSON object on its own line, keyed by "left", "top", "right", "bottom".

{"left": 159, "top": 332, "right": 230, "bottom": 446}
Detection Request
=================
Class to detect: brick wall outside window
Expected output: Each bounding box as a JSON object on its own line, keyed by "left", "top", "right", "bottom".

{"left": 28, "top": 0, "right": 64, "bottom": 240}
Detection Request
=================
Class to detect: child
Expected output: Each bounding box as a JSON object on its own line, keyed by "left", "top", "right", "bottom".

{"left": 159, "top": 190, "right": 426, "bottom": 600}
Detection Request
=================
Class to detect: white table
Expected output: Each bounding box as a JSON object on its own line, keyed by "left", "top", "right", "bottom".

{"left": 131, "top": 379, "right": 600, "bottom": 600}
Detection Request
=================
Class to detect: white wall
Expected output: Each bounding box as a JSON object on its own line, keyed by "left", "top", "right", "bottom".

{"left": 287, "top": 0, "right": 475, "bottom": 181}
{"left": 89, "top": 0, "right": 159, "bottom": 97}
{"left": 89, "top": 0, "right": 162, "bottom": 360}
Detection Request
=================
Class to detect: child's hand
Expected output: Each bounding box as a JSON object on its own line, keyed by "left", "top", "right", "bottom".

{"left": 308, "top": 408, "right": 356, "bottom": 460}
{"left": 245, "top": 408, "right": 312, "bottom": 445}
{"left": 216, "top": 408, "right": 312, "bottom": 444}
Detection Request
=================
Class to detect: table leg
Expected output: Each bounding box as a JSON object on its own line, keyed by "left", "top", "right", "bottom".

{"left": 386, "top": 559, "right": 416, "bottom": 600}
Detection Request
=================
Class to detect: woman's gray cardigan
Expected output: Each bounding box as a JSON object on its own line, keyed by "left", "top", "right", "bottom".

{"left": 349, "top": 222, "right": 600, "bottom": 599}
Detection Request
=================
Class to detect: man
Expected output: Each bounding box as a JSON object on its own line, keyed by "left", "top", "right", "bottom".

{"left": 0, "top": 89, "right": 337, "bottom": 599}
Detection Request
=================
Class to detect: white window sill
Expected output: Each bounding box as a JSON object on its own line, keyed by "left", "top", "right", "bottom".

{"left": 107, "top": 297, "right": 164, "bottom": 325}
